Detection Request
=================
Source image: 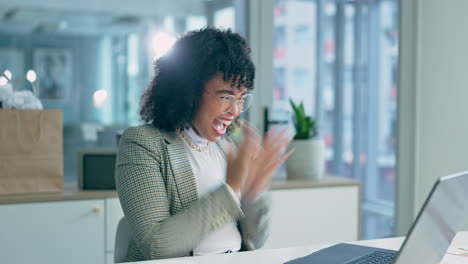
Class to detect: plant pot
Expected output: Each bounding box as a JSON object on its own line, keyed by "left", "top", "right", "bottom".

{"left": 286, "top": 139, "right": 325, "bottom": 181}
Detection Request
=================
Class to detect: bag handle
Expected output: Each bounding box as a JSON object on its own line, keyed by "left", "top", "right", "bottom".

{"left": 16, "top": 111, "right": 44, "bottom": 152}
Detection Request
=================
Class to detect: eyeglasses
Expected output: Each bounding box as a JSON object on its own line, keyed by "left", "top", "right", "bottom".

{"left": 218, "top": 94, "right": 253, "bottom": 114}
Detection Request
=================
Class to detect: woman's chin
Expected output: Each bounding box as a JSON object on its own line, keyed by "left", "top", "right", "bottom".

{"left": 209, "top": 131, "right": 223, "bottom": 142}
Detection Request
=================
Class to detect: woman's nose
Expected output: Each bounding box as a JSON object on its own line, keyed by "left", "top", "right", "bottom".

{"left": 229, "top": 102, "right": 241, "bottom": 116}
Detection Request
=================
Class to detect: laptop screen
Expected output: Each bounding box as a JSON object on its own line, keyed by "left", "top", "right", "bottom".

{"left": 395, "top": 172, "right": 468, "bottom": 263}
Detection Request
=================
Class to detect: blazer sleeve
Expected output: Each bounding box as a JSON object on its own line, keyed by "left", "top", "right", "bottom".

{"left": 115, "top": 127, "right": 245, "bottom": 260}
{"left": 239, "top": 193, "right": 272, "bottom": 250}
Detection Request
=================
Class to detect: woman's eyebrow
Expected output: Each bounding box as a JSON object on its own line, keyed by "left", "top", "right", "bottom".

{"left": 216, "top": 89, "right": 248, "bottom": 96}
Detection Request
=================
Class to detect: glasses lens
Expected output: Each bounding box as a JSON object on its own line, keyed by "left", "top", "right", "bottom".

{"left": 240, "top": 94, "right": 253, "bottom": 112}
{"left": 220, "top": 95, "right": 235, "bottom": 113}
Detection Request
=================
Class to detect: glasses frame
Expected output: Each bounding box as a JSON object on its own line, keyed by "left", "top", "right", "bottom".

{"left": 218, "top": 94, "right": 253, "bottom": 114}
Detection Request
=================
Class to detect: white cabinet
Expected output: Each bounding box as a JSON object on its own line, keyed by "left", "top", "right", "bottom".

{"left": 0, "top": 180, "right": 359, "bottom": 263}
{"left": 0, "top": 199, "right": 105, "bottom": 264}
{"left": 264, "top": 186, "right": 360, "bottom": 249}
{"left": 105, "top": 198, "right": 124, "bottom": 263}
{"left": 106, "top": 253, "right": 115, "bottom": 264}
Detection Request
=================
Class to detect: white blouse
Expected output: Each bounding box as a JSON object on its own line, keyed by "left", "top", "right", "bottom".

{"left": 180, "top": 127, "right": 242, "bottom": 256}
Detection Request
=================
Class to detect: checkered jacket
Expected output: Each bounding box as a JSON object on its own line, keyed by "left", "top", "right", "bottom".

{"left": 115, "top": 125, "right": 271, "bottom": 261}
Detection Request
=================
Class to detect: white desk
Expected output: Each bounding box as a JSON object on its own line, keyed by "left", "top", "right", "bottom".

{"left": 127, "top": 231, "right": 468, "bottom": 264}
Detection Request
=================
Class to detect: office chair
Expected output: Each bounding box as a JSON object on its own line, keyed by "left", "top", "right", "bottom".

{"left": 114, "top": 217, "right": 131, "bottom": 263}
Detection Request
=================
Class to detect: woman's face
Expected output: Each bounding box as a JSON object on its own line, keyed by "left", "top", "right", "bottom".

{"left": 192, "top": 73, "right": 248, "bottom": 142}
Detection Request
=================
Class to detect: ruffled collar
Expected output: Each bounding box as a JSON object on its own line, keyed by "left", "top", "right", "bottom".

{"left": 182, "top": 126, "right": 210, "bottom": 148}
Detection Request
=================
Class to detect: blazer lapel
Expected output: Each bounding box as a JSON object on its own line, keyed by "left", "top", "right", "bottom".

{"left": 164, "top": 130, "right": 198, "bottom": 208}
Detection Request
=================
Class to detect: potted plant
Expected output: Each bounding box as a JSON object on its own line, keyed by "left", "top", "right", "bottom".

{"left": 286, "top": 98, "right": 325, "bottom": 180}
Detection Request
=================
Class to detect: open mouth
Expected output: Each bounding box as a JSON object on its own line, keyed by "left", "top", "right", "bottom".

{"left": 213, "top": 118, "right": 232, "bottom": 136}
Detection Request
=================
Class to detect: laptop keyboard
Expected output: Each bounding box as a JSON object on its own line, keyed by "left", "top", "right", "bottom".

{"left": 345, "top": 250, "right": 397, "bottom": 264}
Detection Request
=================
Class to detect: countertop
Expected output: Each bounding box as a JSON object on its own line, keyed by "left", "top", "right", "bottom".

{"left": 0, "top": 175, "right": 359, "bottom": 205}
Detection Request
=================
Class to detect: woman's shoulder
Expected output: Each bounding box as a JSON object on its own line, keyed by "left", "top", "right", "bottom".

{"left": 121, "top": 124, "right": 164, "bottom": 141}
{"left": 118, "top": 125, "right": 172, "bottom": 157}
{"left": 120, "top": 124, "right": 180, "bottom": 147}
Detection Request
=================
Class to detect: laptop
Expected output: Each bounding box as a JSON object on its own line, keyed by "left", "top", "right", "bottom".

{"left": 285, "top": 171, "right": 468, "bottom": 264}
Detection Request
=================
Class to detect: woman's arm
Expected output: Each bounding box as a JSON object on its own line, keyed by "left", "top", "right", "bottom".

{"left": 224, "top": 123, "right": 292, "bottom": 250}
{"left": 239, "top": 194, "right": 272, "bottom": 250}
{"left": 116, "top": 127, "right": 244, "bottom": 260}
{"left": 221, "top": 138, "right": 271, "bottom": 249}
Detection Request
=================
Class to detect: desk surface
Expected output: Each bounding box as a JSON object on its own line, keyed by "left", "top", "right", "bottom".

{"left": 128, "top": 231, "right": 468, "bottom": 264}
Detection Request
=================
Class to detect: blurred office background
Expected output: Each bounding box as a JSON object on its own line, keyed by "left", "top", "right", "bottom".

{"left": 1, "top": 0, "right": 467, "bottom": 242}
{"left": 0, "top": 0, "right": 397, "bottom": 240}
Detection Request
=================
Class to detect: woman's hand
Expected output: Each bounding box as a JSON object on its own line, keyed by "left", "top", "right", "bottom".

{"left": 225, "top": 122, "right": 294, "bottom": 199}
{"left": 225, "top": 123, "right": 262, "bottom": 194}
{"left": 243, "top": 125, "right": 295, "bottom": 200}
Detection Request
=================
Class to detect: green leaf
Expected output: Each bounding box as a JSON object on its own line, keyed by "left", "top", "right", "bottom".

{"left": 289, "top": 98, "right": 318, "bottom": 140}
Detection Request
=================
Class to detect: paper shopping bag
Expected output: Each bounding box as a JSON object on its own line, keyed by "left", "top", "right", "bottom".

{"left": 0, "top": 109, "right": 63, "bottom": 195}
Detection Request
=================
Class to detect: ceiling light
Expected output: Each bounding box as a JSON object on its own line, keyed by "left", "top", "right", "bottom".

{"left": 3, "top": 69, "right": 12, "bottom": 80}
{"left": 26, "top": 70, "right": 37, "bottom": 83}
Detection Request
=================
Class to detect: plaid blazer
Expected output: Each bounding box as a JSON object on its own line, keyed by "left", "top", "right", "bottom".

{"left": 115, "top": 125, "right": 271, "bottom": 261}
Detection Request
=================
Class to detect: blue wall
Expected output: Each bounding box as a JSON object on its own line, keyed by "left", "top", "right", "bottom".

{"left": 0, "top": 33, "right": 103, "bottom": 124}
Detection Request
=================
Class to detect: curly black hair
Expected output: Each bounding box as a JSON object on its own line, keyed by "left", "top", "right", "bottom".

{"left": 140, "top": 27, "right": 255, "bottom": 133}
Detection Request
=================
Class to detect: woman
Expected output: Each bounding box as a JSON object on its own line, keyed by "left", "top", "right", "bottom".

{"left": 116, "top": 28, "right": 293, "bottom": 261}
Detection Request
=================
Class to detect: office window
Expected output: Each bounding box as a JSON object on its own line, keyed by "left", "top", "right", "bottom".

{"left": 186, "top": 16, "right": 208, "bottom": 32}
{"left": 272, "top": 0, "right": 399, "bottom": 239}
{"left": 274, "top": 67, "right": 286, "bottom": 101}
{"left": 294, "top": 25, "right": 314, "bottom": 44}
{"left": 273, "top": 0, "right": 317, "bottom": 118}
{"left": 214, "top": 7, "right": 235, "bottom": 30}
